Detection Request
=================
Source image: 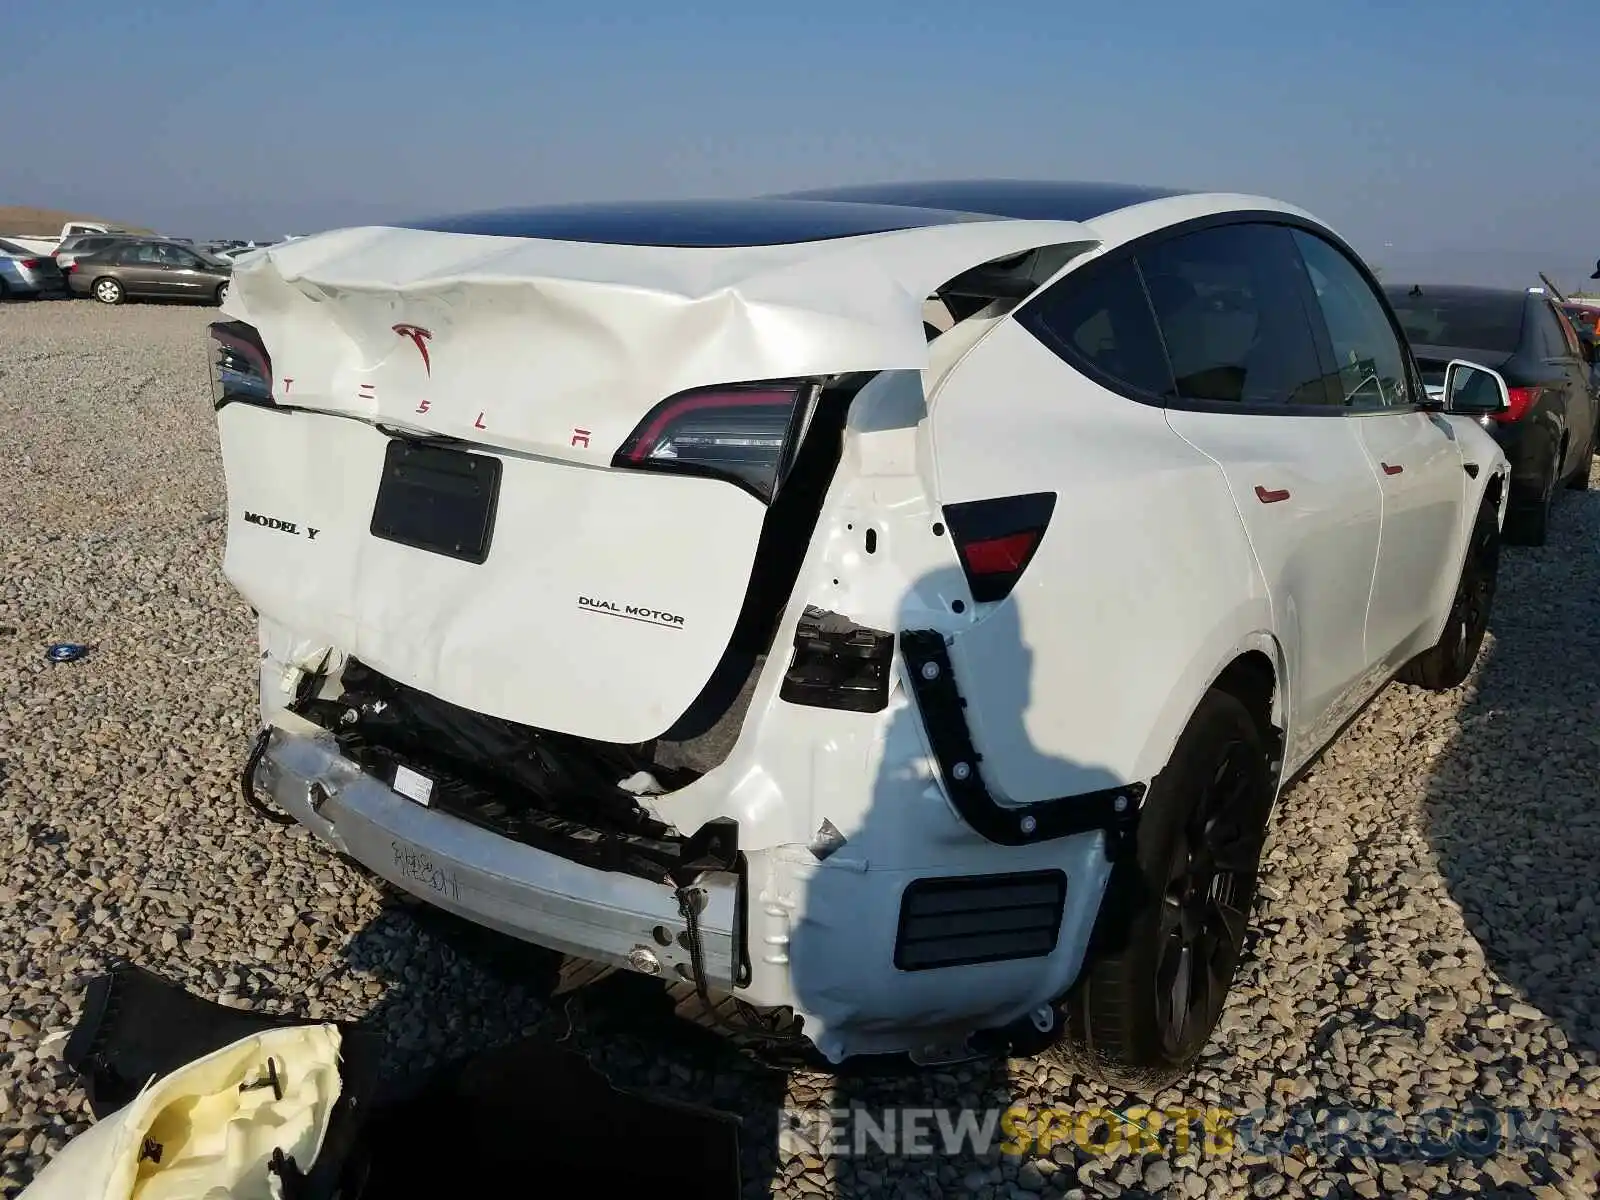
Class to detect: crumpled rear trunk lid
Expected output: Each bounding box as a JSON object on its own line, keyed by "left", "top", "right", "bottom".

{"left": 217, "top": 217, "right": 1096, "bottom": 743}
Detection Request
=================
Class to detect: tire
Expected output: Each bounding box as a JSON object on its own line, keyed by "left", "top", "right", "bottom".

{"left": 214, "top": 280, "right": 229, "bottom": 305}
{"left": 92, "top": 277, "right": 124, "bottom": 305}
{"left": 1053, "top": 688, "right": 1273, "bottom": 1091}
{"left": 1396, "top": 501, "right": 1499, "bottom": 690}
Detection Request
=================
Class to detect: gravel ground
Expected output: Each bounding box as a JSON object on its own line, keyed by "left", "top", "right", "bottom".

{"left": 1, "top": 298, "right": 1597, "bottom": 1199}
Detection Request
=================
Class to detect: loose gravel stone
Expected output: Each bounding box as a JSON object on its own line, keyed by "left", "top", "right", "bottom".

{"left": 1, "top": 299, "right": 1598, "bottom": 1199}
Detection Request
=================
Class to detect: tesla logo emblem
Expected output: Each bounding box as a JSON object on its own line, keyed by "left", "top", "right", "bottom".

{"left": 571, "top": 428, "right": 591, "bottom": 448}
{"left": 392, "top": 324, "right": 433, "bottom": 376}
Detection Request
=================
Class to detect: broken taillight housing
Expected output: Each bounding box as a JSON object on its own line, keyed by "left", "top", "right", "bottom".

{"left": 206, "top": 320, "right": 273, "bottom": 409}
{"left": 612, "top": 380, "right": 818, "bottom": 503}
{"left": 942, "top": 491, "right": 1057, "bottom": 604}
{"left": 780, "top": 606, "right": 894, "bottom": 712}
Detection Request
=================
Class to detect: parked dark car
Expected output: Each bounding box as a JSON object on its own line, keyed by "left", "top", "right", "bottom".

{"left": 1385, "top": 283, "right": 1596, "bottom": 544}
{"left": 65, "top": 239, "right": 232, "bottom": 306}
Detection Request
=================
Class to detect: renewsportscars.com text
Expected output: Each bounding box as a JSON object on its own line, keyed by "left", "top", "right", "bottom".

{"left": 778, "top": 1103, "right": 1566, "bottom": 1161}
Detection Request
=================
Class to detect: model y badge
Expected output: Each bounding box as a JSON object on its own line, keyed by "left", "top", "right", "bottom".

{"left": 392, "top": 323, "right": 433, "bottom": 376}
{"left": 243, "top": 511, "right": 320, "bottom": 540}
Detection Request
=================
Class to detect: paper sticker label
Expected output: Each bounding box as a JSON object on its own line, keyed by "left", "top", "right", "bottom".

{"left": 392, "top": 764, "right": 434, "bottom": 807}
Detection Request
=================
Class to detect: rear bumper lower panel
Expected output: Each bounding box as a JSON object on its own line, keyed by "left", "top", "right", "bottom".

{"left": 255, "top": 729, "right": 741, "bottom": 989}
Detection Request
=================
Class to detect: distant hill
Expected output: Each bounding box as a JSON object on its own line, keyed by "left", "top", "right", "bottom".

{"left": 0, "top": 205, "right": 154, "bottom": 236}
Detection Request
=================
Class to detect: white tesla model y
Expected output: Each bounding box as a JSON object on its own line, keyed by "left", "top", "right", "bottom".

{"left": 212, "top": 180, "right": 1511, "bottom": 1087}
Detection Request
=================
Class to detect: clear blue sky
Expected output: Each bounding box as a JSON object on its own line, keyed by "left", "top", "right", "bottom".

{"left": 8, "top": 0, "right": 1600, "bottom": 287}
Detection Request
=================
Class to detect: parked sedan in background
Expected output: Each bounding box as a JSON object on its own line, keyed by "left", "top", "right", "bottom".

{"left": 1385, "top": 283, "right": 1596, "bottom": 544}
{"left": 66, "top": 239, "right": 232, "bottom": 306}
{"left": 0, "top": 237, "right": 69, "bottom": 299}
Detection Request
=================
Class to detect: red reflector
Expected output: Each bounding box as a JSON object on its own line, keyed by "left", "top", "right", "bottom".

{"left": 962, "top": 531, "right": 1040, "bottom": 576}
{"left": 1495, "top": 386, "right": 1541, "bottom": 424}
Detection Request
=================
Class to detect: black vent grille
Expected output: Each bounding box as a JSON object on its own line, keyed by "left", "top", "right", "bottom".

{"left": 894, "top": 870, "right": 1067, "bottom": 971}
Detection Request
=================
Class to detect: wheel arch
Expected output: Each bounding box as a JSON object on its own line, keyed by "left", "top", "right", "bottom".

{"left": 1416, "top": 448, "right": 1508, "bottom": 652}
{"left": 1129, "top": 618, "right": 1289, "bottom": 788}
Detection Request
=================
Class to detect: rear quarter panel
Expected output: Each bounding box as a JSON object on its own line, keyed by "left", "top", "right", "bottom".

{"left": 926, "top": 317, "right": 1280, "bottom": 797}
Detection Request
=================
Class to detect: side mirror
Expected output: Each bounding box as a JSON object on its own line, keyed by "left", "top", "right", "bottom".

{"left": 1442, "top": 359, "right": 1511, "bottom": 416}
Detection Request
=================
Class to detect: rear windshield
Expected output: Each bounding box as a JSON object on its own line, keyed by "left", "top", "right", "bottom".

{"left": 1383, "top": 288, "right": 1525, "bottom": 354}
{"left": 404, "top": 198, "right": 999, "bottom": 247}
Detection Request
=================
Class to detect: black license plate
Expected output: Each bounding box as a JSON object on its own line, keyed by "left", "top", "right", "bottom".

{"left": 370, "top": 439, "right": 502, "bottom": 564}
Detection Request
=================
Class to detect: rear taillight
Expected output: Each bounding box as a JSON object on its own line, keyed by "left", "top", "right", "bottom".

{"left": 613, "top": 380, "right": 817, "bottom": 503}
{"left": 19, "top": 258, "right": 40, "bottom": 269}
{"left": 1495, "top": 386, "right": 1541, "bottom": 424}
{"left": 943, "top": 492, "right": 1056, "bottom": 603}
{"left": 207, "top": 320, "right": 274, "bottom": 409}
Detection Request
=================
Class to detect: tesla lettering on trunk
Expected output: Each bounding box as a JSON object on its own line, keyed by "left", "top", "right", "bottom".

{"left": 577, "top": 595, "right": 685, "bottom": 629}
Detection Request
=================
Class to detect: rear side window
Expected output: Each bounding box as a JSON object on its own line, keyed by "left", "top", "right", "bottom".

{"left": 1292, "top": 230, "right": 1413, "bottom": 408}
{"left": 1018, "top": 257, "right": 1173, "bottom": 397}
{"left": 1383, "top": 288, "right": 1525, "bottom": 354}
{"left": 1550, "top": 304, "right": 1583, "bottom": 358}
{"left": 1532, "top": 302, "right": 1569, "bottom": 359}
{"left": 1136, "top": 223, "right": 1333, "bottom": 407}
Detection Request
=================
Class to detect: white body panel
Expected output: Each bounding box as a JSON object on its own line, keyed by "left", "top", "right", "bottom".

{"left": 1163, "top": 407, "right": 1382, "bottom": 772}
{"left": 927, "top": 321, "right": 1275, "bottom": 794}
{"left": 224, "top": 190, "right": 1511, "bottom": 1064}
{"left": 1352, "top": 410, "right": 1467, "bottom": 666}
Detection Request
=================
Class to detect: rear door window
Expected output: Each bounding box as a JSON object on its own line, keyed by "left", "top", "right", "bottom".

{"left": 1291, "top": 230, "right": 1413, "bottom": 409}
{"left": 1135, "top": 222, "right": 1335, "bottom": 407}
{"left": 1018, "top": 257, "right": 1174, "bottom": 398}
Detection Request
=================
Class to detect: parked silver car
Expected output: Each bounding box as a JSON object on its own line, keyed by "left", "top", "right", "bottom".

{"left": 0, "top": 238, "right": 69, "bottom": 299}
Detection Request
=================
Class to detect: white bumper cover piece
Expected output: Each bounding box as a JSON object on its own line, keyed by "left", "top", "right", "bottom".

{"left": 18, "top": 1024, "right": 341, "bottom": 1200}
